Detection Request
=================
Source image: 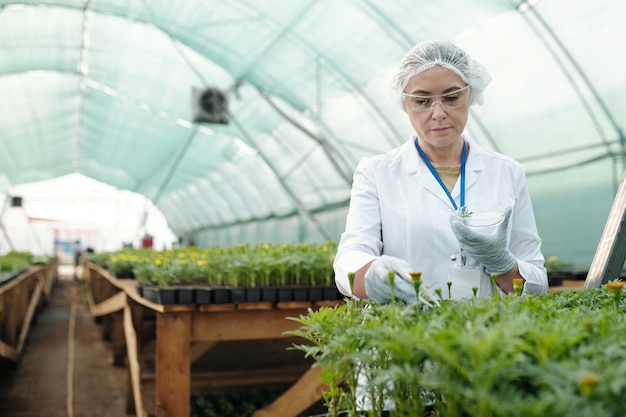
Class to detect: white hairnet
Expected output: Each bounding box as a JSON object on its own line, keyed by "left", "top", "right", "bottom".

{"left": 390, "top": 40, "right": 492, "bottom": 110}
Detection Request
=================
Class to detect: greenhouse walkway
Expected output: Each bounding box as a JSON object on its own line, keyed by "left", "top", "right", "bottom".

{"left": 0, "top": 263, "right": 128, "bottom": 417}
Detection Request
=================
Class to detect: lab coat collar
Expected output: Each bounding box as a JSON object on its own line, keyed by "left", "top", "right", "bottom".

{"left": 402, "top": 135, "right": 486, "bottom": 207}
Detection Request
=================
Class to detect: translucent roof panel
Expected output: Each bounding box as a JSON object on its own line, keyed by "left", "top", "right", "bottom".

{"left": 0, "top": 0, "right": 624, "bottom": 269}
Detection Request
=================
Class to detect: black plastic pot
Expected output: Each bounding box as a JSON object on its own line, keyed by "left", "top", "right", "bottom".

{"left": 195, "top": 287, "right": 212, "bottom": 304}
{"left": 211, "top": 286, "right": 232, "bottom": 304}
{"left": 177, "top": 287, "right": 196, "bottom": 304}
{"left": 231, "top": 287, "right": 246, "bottom": 303}
{"left": 261, "top": 287, "right": 278, "bottom": 303}
{"left": 277, "top": 287, "right": 293, "bottom": 302}
{"left": 245, "top": 287, "right": 262, "bottom": 302}
{"left": 141, "top": 285, "right": 177, "bottom": 304}
{"left": 111, "top": 269, "right": 135, "bottom": 279}
{"left": 323, "top": 285, "right": 341, "bottom": 300}
{"left": 308, "top": 286, "right": 324, "bottom": 302}
{"left": 292, "top": 287, "right": 309, "bottom": 302}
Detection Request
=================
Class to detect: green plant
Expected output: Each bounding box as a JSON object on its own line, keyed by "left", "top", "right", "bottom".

{"left": 190, "top": 386, "right": 283, "bottom": 417}
{"left": 458, "top": 210, "right": 473, "bottom": 218}
{"left": 92, "top": 241, "right": 339, "bottom": 288}
{"left": 0, "top": 252, "right": 32, "bottom": 272}
{"left": 289, "top": 284, "right": 626, "bottom": 416}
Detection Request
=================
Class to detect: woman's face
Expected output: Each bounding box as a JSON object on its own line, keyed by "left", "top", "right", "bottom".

{"left": 403, "top": 65, "right": 469, "bottom": 154}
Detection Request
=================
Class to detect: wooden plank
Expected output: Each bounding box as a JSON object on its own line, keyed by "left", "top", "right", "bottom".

{"left": 83, "top": 264, "right": 96, "bottom": 308}
{"left": 0, "top": 266, "right": 33, "bottom": 295}
{"left": 0, "top": 339, "right": 18, "bottom": 361}
{"left": 585, "top": 170, "right": 626, "bottom": 288}
{"left": 252, "top": 366, "right": 327, "bottom": 417}
{"left": 189, "top": 341, "right": 216, "bottom": 364}
{"left": 123, "top": 303, "right": 148, "bottom": 417}
{"left": 5, "top": 278, "right": 25, "bottom": 347}
{"left": 276, "top": 301, "right": 316, "bottom": 310}
{"left": 236, "top": 302, "right": 274, "bottom": 311}
{"left": 155, "top": 312, "right": 191, "bottom": 417}
{"left": 112, "top": 310, "right": 126, "bottom": 367}
{"left": 142, "top": 365, "right": 311, "bottom": 388}
{"left": 198, "top": 304, "right": 237, "bottom": 313}
{"left": 15, "top": 280, "right": 43, "bottom": 356}
{"left": 90, "top": 291, "right": 127, "bottom": 317}
{"left": 191, "top": 308, "right": 310, "bottom": 342}
{"left": 0, "top": 265, "right": 56, "bottom": 361}
{"left": 0, "top": 294, "right": 3, "bottom": 341}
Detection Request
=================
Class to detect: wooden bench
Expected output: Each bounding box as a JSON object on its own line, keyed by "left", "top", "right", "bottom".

{"left": 0, "top": 261, "right": 58, "bottom": 363}
{"left": 84, "top": 262, "right": 338, "bottom": 417}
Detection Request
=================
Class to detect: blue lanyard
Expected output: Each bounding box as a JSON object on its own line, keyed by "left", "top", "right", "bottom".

{"left": 415, "top": 138, "right": 466, "bottom": 210}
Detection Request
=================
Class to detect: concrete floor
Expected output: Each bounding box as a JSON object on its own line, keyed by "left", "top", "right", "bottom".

{"left": 0, "top": 265, "right": 128, "bottom": 417}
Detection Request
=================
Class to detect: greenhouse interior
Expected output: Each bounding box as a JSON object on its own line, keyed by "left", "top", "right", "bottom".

{"left": 1, "top": 1, "right": 626, "bottom": 417}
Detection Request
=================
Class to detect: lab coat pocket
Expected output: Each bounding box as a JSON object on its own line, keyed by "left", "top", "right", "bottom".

{"left": 446, "top": 266, "right": 483, "bottom": 300}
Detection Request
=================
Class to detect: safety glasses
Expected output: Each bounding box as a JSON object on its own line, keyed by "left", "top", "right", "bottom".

{"left": 402, "top": 85, "right": 471, "bottom": 112}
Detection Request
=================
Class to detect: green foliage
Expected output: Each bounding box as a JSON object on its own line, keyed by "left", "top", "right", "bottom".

{"left": 190, "top": 386, "right": 310, "bottom": 417}
{"left": 289, "top": 286, "right": 626, "bottom": 417}
{"left": 0, "top": 250, "right": 35, "bottom": 272}
{"left": 90, "top": 241, "right": 338, "bottom": 287}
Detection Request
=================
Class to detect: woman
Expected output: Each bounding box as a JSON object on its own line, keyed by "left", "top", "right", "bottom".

{"left": 334, "top": 40, "right": 548, "bottom": 303}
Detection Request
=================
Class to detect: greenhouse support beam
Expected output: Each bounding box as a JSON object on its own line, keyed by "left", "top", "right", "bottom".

{"left": 74, "top": 0, "right": 92, "bottom": 172}
{"left": 521, "top": 6, "right": 624, "bottom": 168}
{"left": 259, "top": 90, "right": 353, "bottom": 185}
{"left": 585, "top": 169, "right": 626, "bottom": 288}
{"left": 150, "top": 127, "right": 199, "bottom": 206}
{"left": 0, "top": 195, "right": 15, "bottom": 251}
{"left": 0, "top": 223, "right": 14, "bottom": 252}
{"left": 230, "top": 115, "right": 331, "bottom": 241}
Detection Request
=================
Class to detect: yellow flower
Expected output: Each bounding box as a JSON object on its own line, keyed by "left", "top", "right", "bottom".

{"left": 409, "top": 271, "right": 422, "bottom": 283}
{"left": 606, "top": 281, "right": 624, "bottom": 309}
{"left": 605, "top": 281, "right": 624, "bottom": 295}
{"left": 513, "top": 278, "right": 525, "bottom": 296}
{"left": 579, "top": 372, "right": 599, "bottom": 396}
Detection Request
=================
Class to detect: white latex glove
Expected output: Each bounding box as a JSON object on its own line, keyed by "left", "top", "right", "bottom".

{"left": 364, "top": 255, "right": 417, "bottom": 304}
{"left": 364, "top": 256, "right": 440, "bottom": 306}
{"left": 449, "top": 206, "right": 516, "bottom": 276}
{"left": 521, "top": 280, "right": 548, "bottom": 296}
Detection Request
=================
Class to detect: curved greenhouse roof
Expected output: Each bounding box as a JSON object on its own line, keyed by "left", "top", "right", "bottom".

{"left": 0, "top": 0, "right": 624, "bottom": 269}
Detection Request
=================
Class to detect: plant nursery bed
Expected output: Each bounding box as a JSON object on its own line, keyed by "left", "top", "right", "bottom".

{"left": 84, "top": 262, "right": 344, "bottom": 417}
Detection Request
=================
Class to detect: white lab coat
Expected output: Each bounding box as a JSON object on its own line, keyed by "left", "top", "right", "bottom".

{"left": 334, "top": 135, "right": 548, "bottom": 298}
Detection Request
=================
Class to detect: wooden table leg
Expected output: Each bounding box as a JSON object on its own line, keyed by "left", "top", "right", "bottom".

{"left": 155, "top": 311, "right": 191, "bottom": 417}
{"left": 112, "top": 310, "right": 126, "bottom": 366}
{"left": 123, "top": 302, "right": 147, "bottom": 417}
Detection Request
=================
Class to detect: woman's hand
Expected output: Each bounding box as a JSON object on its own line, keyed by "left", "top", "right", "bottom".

{"left": 449, "top": 206, "right": 516, "bottom": 275}
{"left": 364, "top": 255, "right": 439, "bottom": 306}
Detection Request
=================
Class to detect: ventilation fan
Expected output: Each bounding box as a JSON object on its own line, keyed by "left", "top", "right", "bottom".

{"left": 191, "top": 87, "right": 229, "bottom": 124}
{"left": 10, "top": 196, "right": 22, "bottom": 207}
